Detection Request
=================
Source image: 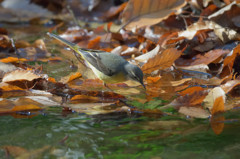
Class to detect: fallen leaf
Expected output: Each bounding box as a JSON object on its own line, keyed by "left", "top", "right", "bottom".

{"left": 87, "top": 36, "right": 101, "bottom": 49}
{"left": 121, "top": 0, "right": 186, "bottom": 30}
{"left": 11, "top": 104, "right": 42, "bottom": 112}
{"left": 203, "top": 87, "right": 226, "bottom": 111}
{"left": 178, "top": 86, "right": 204, "bottom": 96}
{"left": 0, "top": 57, "right": 27, "bottom": 63}
{"left": 170, "top": 89, "right": 209, "bottom": 107}
{"left": 178, "top": 20, "right": 240, "bottom": 42}
{"left": 222, "top": 44, "right": 240, "bottom": 73}
{"left": 175, "top": 49, "right": 229, "bottom": 66}
{"left": 135, "top": 45, "right": 160, "bottom": 63}
{"left": 2, "top": 70, "right": 41, "bottom": 83}
{"left": 0, "top": 62, "right": 17, "bottom": 78}
{"left": 67, "top": 72, "right": 82, "bottom": 83}
{"left": 146, "top": 76, "right": 161, "bottom": 84}
{"left": 211, "top": 96, "right": 225, "bottom": 115}
{"left": 220, "top": 79, "right": 240, "bottom": 93}
{"left": 142, "top": 48, "right": 182, "bottom": 73}
{"left": 179, "top": 106, "right": 210, "bottom": 118}
{"left": 209, "top": 1, "right": 240, "bottom": 30}
{"left": 70, "top": 94, "right": 100, "bottom": 103}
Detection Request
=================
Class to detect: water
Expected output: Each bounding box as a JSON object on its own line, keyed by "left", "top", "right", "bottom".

{"left": 1, "top": 107, "right": 240, "bottom": 159}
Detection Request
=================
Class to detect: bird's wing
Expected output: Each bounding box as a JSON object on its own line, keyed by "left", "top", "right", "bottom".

{"left": 78, "top": 49, "right": 114, "bottom": 76}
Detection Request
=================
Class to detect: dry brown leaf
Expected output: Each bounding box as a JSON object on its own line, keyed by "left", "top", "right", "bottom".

{"left": 170, "top": 89, "right": 209, "bottom": 107}
{"left": 178, "top": 20, "right": 240, "bottom": 42}
{"left": 142, "top": 48, "right": 182, "bottom": 73}
{"left": 222, "top": 44, "right": 240, "bottom": 74}
{"left": 178, "top": 86, "right": 205, "bottom": 96}
{"left": 180, "top": 49, "right": 229, "bottom": 66}
{"left": 2, "top": 70, "right": 41, "bottom": 83}
{"left": 179, "top": 106, "right": 210, "bottom": 118}
{"left": 121, "top": 0, "right": 186, "bottom": 30}
{"left": 220, "top": 79, "right": 240, "bottom": 93}
{"left": 211, "top": 96, "right": 225, "bottom": 115}
{"left": 209, "top": 1, "right": 240, "bottom": 29}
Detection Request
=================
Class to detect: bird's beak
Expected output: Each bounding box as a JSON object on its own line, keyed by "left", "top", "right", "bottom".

{"left": 141, "top": 81, "right": 146, "bottom": 89}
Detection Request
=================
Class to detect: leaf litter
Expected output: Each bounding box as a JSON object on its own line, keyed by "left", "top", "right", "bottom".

{"left": 1, "top": 0, "right": 240, "bottom": 138}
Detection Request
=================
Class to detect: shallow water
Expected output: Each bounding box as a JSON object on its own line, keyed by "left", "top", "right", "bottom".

{"left": 1, "top": 107, "right": 240, "bottom": 159}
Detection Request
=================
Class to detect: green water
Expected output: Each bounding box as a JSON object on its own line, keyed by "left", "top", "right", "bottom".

{"left": 1, "top": 107, "right": 240, "bottom": 159}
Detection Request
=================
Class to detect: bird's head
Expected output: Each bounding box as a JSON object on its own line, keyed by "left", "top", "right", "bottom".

{"left": 125, "top": 63, "right": 145, "bottom": 89}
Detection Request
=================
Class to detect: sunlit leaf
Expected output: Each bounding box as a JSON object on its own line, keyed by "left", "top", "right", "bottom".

{"left": 121, "top": 0, "right": 186, "bottom": 30}
{"left": 211, "top": 96, "right": 225, "bottom": 115}
{"left": 142, "top": 48, "right": 182, "bottom": 73}
{"left": 135, "top": 45, "right": 160, "bottom": 63}
{"left": 178, "top": 20, "right": 240, "bottom": 42}
{"left": 220, "top": 79, "right": 240, "bottom": 93}
{"left": 2, "top": 70, "right": 41, "bottom": 83}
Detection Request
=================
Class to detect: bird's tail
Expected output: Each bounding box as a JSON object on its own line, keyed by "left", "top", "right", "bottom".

{"left": 47, "top": 32, "right": 80, "bottom": 53}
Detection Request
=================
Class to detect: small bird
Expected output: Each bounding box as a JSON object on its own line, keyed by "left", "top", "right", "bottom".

{"left": 47, "top": 32, "right": 145, "bottom": 88}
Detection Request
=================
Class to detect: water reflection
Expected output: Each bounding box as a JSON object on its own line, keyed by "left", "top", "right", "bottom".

{"left": 1, "top": 108, "right": 240, "bottom": 158}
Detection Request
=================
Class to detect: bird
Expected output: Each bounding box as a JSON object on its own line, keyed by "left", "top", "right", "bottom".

{"left": 47, "top": 32, "right": 145, "bottom": 89}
